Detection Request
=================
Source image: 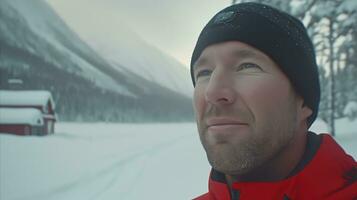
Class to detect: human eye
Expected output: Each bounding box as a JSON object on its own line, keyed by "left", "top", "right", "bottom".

{"left": 237, "top": 63, "right": 262, "bottom": 71}
{"left": 195, "top": 69, "right": 212, "bottom": 80}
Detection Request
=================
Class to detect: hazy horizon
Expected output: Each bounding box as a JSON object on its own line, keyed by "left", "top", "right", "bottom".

{"left": 45, "top": 0, "right": 231, "bottom": 68}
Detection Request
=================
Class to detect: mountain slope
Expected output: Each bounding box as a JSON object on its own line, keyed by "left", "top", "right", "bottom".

{"left": 85, "top": 27, "right": 193, "bottom": 97}
{"left": 0, "top": 0, "right": 193, "bottom": 122}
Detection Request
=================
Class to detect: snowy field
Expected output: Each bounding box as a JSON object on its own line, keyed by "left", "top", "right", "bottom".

{"left": 1, "top": 120, "right": 356, "bottom": 200}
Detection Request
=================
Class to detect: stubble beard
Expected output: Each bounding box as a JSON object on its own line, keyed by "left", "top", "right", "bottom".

{"left": 198, "top": 104, "right": 298, "bottom": 177}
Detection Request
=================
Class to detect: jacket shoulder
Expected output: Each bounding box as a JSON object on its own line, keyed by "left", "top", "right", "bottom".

{"left": 193, "top": 193, "right": 211, "bottom": 200}
{"left": 326, "top": 180, "right": 357, "bottom": 199}
{"left": 298, "top": 134, "right": 357, "bottom": 198}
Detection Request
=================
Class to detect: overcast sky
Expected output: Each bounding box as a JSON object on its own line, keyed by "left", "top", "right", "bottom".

{"left": 45, "top": 0, "right": 231, "bottom": 67}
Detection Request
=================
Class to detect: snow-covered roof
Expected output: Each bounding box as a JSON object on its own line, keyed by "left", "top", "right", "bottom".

{"left": 0, "top": 108, "right": 44, "bottom": 125}
{"left": 0, "top": 90, "right": 55, "bottom": 109}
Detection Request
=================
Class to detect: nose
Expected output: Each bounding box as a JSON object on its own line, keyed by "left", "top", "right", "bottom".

{"left": 205, "top": 69, "right": 236, "bottom": 105}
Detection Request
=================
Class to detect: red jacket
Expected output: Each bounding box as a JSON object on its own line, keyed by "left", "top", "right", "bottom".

{"left": 194, "top": 133, "right": 357, "bottom": 200}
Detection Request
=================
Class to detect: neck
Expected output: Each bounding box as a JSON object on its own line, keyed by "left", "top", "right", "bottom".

{"left": 226, "top": 130, "right": 308, "bottom": 187}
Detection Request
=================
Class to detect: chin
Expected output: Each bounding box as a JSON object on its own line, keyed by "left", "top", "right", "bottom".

{"left": 208, "top": 154, "right": 256, "bottom": 176}
{"left": 216, "top": 164, "right": 255, "bottom": 176}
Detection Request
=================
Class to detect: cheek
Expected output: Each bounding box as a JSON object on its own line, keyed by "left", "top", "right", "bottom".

{"left": 241, "top": 77, "right": 292, "bottom": 118}
{"left": 193, "top": 85, "right": 206, "bottom": 119}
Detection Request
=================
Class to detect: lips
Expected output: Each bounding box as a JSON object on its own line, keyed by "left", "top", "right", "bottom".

{"left": 206, "top": 117, "right": 248, "bottom": 127}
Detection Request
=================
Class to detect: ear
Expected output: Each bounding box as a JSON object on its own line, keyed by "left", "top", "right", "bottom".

{"left": 299, "top": 101, "right": 313, "bottom": 121}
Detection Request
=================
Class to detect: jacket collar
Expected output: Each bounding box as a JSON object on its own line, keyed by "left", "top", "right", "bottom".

{"left": 208, "top": 132, "right": 323, "bottom": 199}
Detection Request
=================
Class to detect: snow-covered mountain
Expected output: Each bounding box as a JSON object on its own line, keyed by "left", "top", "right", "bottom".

{"left": 1, "top": 0, "right": 131, "bottom": 96}
{"left": 0, "top": 0, "right": 193, "bottom": 122}
{"left": 85, "top": 27, "right": 193, "bottom": 98}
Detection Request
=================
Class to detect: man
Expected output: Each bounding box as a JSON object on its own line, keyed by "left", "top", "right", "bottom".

{"left": 190, "top": 2, "right": 357, "bottom": 200}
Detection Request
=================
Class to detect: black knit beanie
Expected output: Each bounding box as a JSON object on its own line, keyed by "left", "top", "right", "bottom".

{"left": 190, "top": 2, "right": 320, "bottom": 127}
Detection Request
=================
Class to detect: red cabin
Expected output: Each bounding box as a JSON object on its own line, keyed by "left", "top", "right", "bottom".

{"left": 0, "top": 108, "right": 44, "bottom": 135}
{"left": 0, "top": 90, "right": 57, "bottom": 135}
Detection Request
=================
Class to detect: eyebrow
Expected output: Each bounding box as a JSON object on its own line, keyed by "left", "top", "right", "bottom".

{"left": 231, "top": 49, "right": 260, "bottom": 60}
{"left": 193, "top": 49, "right": 260, "bottom": 70}
{"left": 193, "top": 57, "right": 208, "bottom": 70}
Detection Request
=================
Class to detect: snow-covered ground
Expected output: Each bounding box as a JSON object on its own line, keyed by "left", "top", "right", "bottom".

{"left": 0, "top": 120, "right": 356, "bottom": 200}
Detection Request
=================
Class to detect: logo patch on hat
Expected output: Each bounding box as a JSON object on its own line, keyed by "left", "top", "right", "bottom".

{"left": 213, "top": 11, "right": 236, "bottom": 24}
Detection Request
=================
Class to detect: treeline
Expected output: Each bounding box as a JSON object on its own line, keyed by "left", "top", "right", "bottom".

{"left": 0, "top": 59, "right": 194, "bottom": 122}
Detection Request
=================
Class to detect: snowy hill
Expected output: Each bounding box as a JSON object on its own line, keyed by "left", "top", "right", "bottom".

{"left": 0, "top": 0, "right": 132, "bottom": 95}
{"left": 0, "top": 0, "right": 193, "bottom": 122}
{"left": 86, "top": 26, "right": 193, "bottom": 98}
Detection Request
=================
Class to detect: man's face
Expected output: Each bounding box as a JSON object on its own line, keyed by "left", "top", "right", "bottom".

{"left": 193, "top": 41, "right": 309, "bottom": 176}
